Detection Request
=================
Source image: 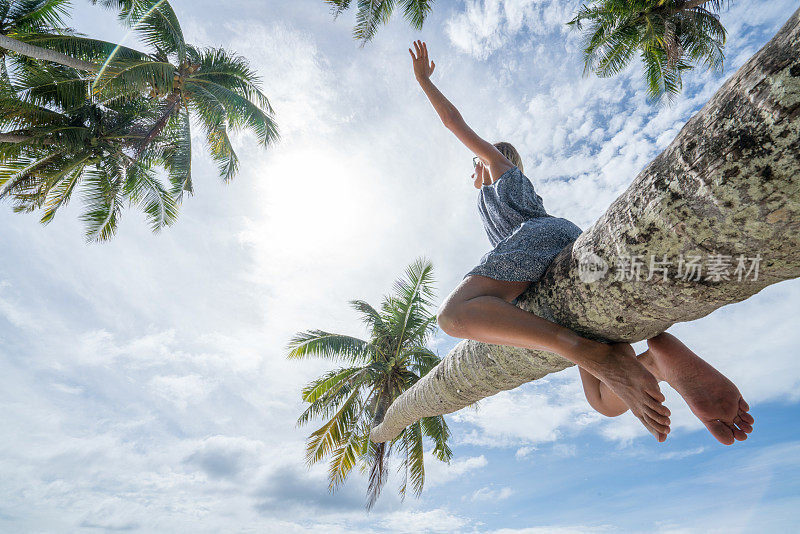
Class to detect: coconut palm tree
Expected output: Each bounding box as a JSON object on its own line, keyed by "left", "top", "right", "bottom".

{"left": 567, "top": 0, "right": 730, "bottom": 103}
{"left": 323, "top": 0, "right": 433, "bottom": 46}
{"left": 287, "top": 257, "right": 452, "bottom": 509}
{"left": 93, "top": 0, "right": 280, "bottom": 187}
{"left": 1, "top": 0, "right": 279, "bottom": 239}
{"left": 0, "top": 62, "right": 178, "bottom": 240}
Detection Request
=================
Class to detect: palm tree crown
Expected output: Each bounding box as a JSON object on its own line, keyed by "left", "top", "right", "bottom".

{"left": 324, "top": 0, "right": 434, "bottom": 46}
{"left": 0, "top": 0, "right": 279, "bottom": 240}
{"left": 287, "top": 257, "right": 452, "bottom": 509}
{"left": 568, "top": 0, "right": 729, "bottom": 103}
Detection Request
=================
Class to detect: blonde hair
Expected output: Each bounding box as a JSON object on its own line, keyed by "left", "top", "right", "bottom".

{"left": 493, "top": 142, "right": 523, "bottom": 172}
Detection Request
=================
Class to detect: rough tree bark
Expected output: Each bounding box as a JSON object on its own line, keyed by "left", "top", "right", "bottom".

{"left": 372, "top": 8, "right": 800, "bottom": 443}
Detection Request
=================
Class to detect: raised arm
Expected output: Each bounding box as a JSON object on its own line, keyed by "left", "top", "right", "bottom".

{"left": 409, "top": 40, "right": 513, "bottom": 182}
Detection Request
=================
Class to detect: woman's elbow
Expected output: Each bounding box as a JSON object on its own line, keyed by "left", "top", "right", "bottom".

{"left": 442, "top": 112, "right": 462, "bottom": 130}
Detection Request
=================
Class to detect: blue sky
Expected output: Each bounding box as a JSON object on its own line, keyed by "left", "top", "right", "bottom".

{"left": 1, "top": 0, "right": 799, "bottom": 532}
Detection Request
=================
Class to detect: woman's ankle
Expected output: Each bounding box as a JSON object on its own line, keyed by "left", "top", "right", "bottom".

{"left": 638, "top": 349, "right": 665, "bottom": 381}
{"left": 558, "top": 335, "right": 616, "bottom": 374}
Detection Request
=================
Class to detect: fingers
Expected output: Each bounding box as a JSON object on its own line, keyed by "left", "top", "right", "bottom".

{"left": 413, "top": 40, "right": 421, "bottom": 57}
{"left": 408, "top": 48, "right": 416, "bottom": 60}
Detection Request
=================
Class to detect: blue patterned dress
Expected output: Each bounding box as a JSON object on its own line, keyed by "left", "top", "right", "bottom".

{"left": 465, "top": 166, "right": 583, "bottom": 282}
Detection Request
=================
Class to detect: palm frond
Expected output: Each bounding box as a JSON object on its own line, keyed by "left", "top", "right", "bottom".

{"left": 39, "top": 163, "right": 81, "bottom": 223}
{"left": 301, "top": 366, "right": 364, "bottom": 404}
{"left": 3, "top": 0, "right": 71, "bottom": 33}
{"left": 365, "top": 439, "right": 388, "bottom": 509}
{"left": 400, "top": 0, "right": 433, "bottom": 30}
{"left": 353, "top": 0, "right": 396, "bottom": 46}
{"left": 421, "top": 415, "right": 452, "bottom": 463}
{"left": 80, "top": 163, "right": 124, "bottom": 242}
{"left": 304, "top": 386, "right": 362, "bottom": 466}
{"left": 186, "top": 77, "right": 279, "bottom": 146}
{"left": 161, "top": 107, "right": 191, "bottom": 197}
{"left": 93, "top": 0, "right": 186, "bottom": 61}
{"left": 286, "top": 330, "right": 372, "bottom": 364}
{"left": 123, "top": 155, "right": 177, "bottom": 231}
{"left": 396, "top": 420, "right": 424, "bottom": 500}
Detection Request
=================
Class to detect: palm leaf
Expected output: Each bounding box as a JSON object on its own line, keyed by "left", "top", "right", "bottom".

{"left": 286, "top": 330, "right": 372, "bottom": 364}
{"left": 304, "top": 386, "right": 362, "bottom": 466}
{"left": 80, "top": 164, "right": 124, "bottom": 242}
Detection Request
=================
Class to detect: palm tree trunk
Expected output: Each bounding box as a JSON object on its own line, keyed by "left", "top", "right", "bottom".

{"left": 371, "top": 7, "right": 800, "bottom": 444}
{"left": 0, "top": 34, "right": 97, "bottom": 72}
{"left": 136, "top": 95, "right": 181, "bottom": 156}
{"left": 0, "top": 133, "right": 30, "bottom": 143}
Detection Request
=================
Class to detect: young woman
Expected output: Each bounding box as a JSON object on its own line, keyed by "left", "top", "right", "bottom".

{"left": 409, "top": 40, "right": 754, "bottom": 444}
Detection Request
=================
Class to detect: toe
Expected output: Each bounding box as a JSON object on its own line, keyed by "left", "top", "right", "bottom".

{"left": 646, "top": 400, "right": 671, "bottom": 417}
{"left": 648, "top": 388, "right": 666, "bottom": 403}
{"left": 705, "top": 419, "right": 735, "bottom": 445}
{"left": 644, "top": 406, "right": 670, "bottom": 426}
{"left": 740, "top": 409, "right": 755, "bottom": 425}
{"left": 644, "top": 413, "right": 670, "bottom": 436}
{"left": 640, "top": 418, "right": 662, "bottom": 441}
{"left": 739, "top": 398, "right": 750, "bottom": 412}
{"left": 732, "top": 425, "right": 748, "bottom": 441}
{"left": 734, "top": 415, "right": 753, "bottom": 434}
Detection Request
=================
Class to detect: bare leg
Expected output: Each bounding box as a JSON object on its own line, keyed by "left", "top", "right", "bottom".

{"left": 438, "top": 275, "right": 671, "bottom": 441}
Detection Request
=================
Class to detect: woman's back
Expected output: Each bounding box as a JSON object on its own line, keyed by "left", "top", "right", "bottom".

{"left": 478, "top": 166, "right": 549, "bottom": 247}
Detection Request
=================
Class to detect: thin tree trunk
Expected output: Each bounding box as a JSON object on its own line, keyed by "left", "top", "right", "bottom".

{"left": 0, "top": 132, "right": 56, "bottom": 145}
{"left": 371, "top": 8, "right": 800, "bottom": 443}
{"left": 0, "top": 33, "right": 97, "bottom": 72}
{"left": 0, "top": 133, "right": 30, "bottom": 143}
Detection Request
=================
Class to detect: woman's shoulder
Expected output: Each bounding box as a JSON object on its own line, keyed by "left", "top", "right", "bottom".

{"left": 492, "top": 165, "right": 520, "bottom": 185}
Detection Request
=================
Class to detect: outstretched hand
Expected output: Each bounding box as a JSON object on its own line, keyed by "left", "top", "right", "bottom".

{"left": 409, "top": 40, "right": 435, "bottom": 81}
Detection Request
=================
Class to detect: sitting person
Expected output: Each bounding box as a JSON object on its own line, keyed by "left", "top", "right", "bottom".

{"left": 408, "top": 40, "right": 754, "bottom": 444}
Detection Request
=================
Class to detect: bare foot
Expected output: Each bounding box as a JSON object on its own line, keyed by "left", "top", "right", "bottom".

{"left": 588, "top": 342, "right": 671, "bottom": 442}
{"left": 646, "top": 333, "right": 755, "bottom": 445}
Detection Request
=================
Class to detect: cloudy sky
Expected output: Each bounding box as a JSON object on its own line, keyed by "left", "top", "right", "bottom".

{"left": 1, "top": 0, "right": 799, "bottom": 532}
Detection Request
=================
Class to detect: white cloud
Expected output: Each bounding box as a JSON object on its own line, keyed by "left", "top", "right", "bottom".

{"left": 471, "top": 486, "right": 514, "bottom": 502}
{"left": 514, "top": 446, "right": 536, "bottom": 459}
{"left": 490, "top": 527, "right": 612, "bottom": 534}
{"left": 424, "top": 454, "right": 488, "bottom": 488}
{"left": 451, "top": 375, "right": 602, "bottom": 447}
{"left": 380, "top": 509, "right": 472, "bottom": 533}
{"left": 445, "top": 0, "right": 574, "bottom": 60}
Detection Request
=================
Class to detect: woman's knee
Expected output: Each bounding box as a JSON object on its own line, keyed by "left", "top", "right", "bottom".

{"left": 437, "top": 302, "right": 468, "bottom": 338}
{"left": 647, "top": 331, "right": 675, "bottom": 348}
